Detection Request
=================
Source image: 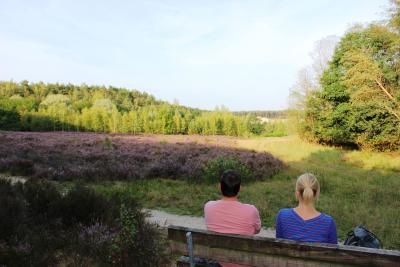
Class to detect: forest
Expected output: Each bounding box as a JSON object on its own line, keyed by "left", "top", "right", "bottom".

{"left": 0, "top": 81, "right": 270, "bottom": 137}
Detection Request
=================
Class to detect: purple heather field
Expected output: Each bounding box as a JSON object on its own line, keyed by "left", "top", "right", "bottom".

{"left": 0, "top": 132, "right": 283, "bottom": 182}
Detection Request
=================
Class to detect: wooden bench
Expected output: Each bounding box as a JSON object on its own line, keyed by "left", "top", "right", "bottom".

{"left": 168, "top": 225, "right": 400, "bottom": 267}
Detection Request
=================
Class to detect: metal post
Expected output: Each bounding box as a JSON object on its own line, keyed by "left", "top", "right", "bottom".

{"left": 186, "top": 231, "right": 194, "bottom": 267}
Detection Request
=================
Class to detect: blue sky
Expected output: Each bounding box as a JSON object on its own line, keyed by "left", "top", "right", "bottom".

{"left": 0, "top": 0, "right": 387, "bottom": 110}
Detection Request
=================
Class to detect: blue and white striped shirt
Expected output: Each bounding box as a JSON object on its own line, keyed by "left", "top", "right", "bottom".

{"left": 275, "top": 208, "right": 337, "bottom": 244}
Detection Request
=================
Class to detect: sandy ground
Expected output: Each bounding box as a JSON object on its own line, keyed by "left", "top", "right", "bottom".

{"left": 146, "top": 209, "right": 276, "bottom": 238}
{"left": 0, "top": 174, "right": 27, "bottom": 184}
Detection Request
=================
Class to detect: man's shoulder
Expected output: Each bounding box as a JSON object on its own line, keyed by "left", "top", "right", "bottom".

{"left": 238, "top": 202, "right": 260, "bottom": 214}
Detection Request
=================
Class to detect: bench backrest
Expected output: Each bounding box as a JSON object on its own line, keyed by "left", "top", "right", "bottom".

{"left": 168, "top": 225, "right": 400, "bottom": 267}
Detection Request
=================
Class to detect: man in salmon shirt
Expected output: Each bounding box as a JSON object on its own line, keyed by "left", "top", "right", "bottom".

{"left": 204, "top": 170, "right": 261, "bottom": 266}
{"left": 204, "top": 169, "right": 261, "bottom": 235}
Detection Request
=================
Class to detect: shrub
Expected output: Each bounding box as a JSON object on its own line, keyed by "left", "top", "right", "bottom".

{"left": 202, "top": 156, "right": 253, "bottom": 183}
{"left": 0, "top": 158, "right": 34, "bottom": 176}
{"left": 74, "top": 222, "right": 115, "bottom": 264}
{"left": 262, "top": 121, "right": 288, "bottom": 137}
{"left": 0, "top": 180, "right": 168, "bottom": 266}
{"left": 59, "top": 184, "right": 112, "bottom": 226}
{"left": 23, "top": 180, "right": 61, "bottom": 223}
{"left": 109, "top": 203, "right": 167, "bottom": 267}
{"left": 0, "top": 180, "right": 26, "bottom": 241}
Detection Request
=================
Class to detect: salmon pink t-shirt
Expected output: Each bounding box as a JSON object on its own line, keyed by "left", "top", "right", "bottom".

{"left": 204, "top": 200, "right": 261, "bottom": 235}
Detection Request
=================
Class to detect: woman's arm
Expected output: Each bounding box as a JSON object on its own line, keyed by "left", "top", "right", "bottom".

{"left": 328, "top": 219, "right": 338, "bottom": 244}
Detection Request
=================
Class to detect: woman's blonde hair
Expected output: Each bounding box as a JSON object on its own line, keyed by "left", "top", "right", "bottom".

{"left": 296, "top": 173, "right": 320, "bottom": 204}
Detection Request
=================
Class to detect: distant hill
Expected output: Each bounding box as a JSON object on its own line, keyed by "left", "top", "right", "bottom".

{"left": 0, "top": 80, "right": 272, "bottom": 136}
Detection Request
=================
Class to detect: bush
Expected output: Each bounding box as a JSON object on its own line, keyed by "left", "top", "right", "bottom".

{"left": 202, "top": 156, "right": 253, "bottom": 183}
{"left": 0, "top": 180, "right": 168, "bottom": 266}
{"left": 0, "top": 158, "right": 34, "bottom": 176}
{"left": 109, "top": 203, "right": 167, "bottom": 266}
{"left": 74, "top": 222, "right": 115, "bottom": 265}
{"left": 262, "top": 121, "right": 288, "bottom": 137}
{"left": 23, "top": 180, "right": 61, "bottom": 223}
{"left": 0, "top": 180, "right": 26, "bottom": 241}
{"left": 59, "top": 184, "right": 111, "bottom": 226}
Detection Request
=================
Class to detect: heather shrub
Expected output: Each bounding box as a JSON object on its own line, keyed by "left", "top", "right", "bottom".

{"left": 23, "top": 180, "right": 61, "bottom": 223}
{"left": 0, "top": 180, "right": 26, "bottom": 241}
{"left": 59, "top": 184, "right": 112, "bottom": 226}
{"left": 202, "top": 156, "right": 253, "bottom": 183}
{"left": 0, "top": 241, "right": 30, "bottom": 267}
{"left": 0, "top": 132, "right": 283, "bottom": 183}
{"left": 101, "top": 137, "right": 116, "bottom": 149}
{"left": 0, "top": 180, "right": 168, "bottom": 266}
{"left": 73, "top": 222, "right": 115, "bottom": 265}
{"left": 109, "top": 203, "right": 166, "bottom": 266}
{"left": 0, "top": 158, "right": 34, "bottom": 176}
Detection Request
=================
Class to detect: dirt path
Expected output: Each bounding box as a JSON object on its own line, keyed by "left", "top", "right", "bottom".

{"left": 0, "top": 174, "right": 27, "bottom": 184}
{"left": 146, "top": 209, "right": 276, "bottom": 238}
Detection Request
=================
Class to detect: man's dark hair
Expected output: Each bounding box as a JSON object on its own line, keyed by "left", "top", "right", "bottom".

{"left": 220, "top": 170, "right": 241, "bottom": 197}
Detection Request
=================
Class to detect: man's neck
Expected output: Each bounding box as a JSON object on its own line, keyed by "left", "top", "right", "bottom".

{"left": 222, "top": 196, "right": 238, "bottom": 201}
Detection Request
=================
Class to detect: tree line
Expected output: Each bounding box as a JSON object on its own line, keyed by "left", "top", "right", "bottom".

{"left": 290, "top": 0, "right": 400, "bottom": 151}
{"left": 234, "top": 110, "right": 287, "bottom": 119}
{"left": 0, "top": 81, "right": 266, "bottom": 136}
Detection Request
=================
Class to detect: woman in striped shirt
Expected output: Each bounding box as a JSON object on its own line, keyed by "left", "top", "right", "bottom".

{"left": 275, "top": 173, "right": 337, "bottom": 244}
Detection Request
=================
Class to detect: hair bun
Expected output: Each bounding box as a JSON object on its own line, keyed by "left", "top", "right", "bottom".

{"left": 296, "top": 173, "right": 320, "bottom": 204}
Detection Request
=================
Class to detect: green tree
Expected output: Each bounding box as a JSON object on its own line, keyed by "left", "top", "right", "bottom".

{"left": 303, "top": 23, "right": 400, "bottom": 150}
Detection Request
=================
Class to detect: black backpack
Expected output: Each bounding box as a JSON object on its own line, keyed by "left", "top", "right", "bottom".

{"left": 344, "top": 225, "right": 381, "bottom": 249}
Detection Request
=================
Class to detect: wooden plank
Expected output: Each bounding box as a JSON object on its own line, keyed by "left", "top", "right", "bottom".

{"left": 171, "top": 242, "right": 344, "bottom": 267}
{"left": 168, "top": 225, "right": 400, "bottom": 267}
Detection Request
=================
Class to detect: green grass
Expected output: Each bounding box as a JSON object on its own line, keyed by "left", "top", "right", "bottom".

{"left": 89, "top": 135, "right": 400, "bottom": 249}
{"left": 261, "top": 120, "right": 288, "bottom": 137}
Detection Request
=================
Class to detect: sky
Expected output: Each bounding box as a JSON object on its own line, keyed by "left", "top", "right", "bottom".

{"left": 0, "top": 0, "right": 388, "bottom": 111}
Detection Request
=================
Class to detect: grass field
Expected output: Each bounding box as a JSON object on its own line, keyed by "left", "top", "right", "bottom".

{"left": 93, "top": 135, "right": 400, "bottom": 248}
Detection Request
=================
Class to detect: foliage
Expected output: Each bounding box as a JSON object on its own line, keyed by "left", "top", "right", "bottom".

{"left": 289, "top": 2, "right": 400, "bottom": 151}
{"left": 109, "top": 202, "right": 166, "bottom": 266}
{"left": 234, "top": 110, "right": 287, "bottom": 119}
{"left": 0, "top": 132, "right": 283, "bottom": 183}
{"left": 262, "top": 120, "right": 288, "bottom": 137}
{"left": 0, "top": 158, "right": 34, "bottom": 176}
{"left": 0, "top": 81, "right": 266, "bottom": 137}
{"left": 302, "top": 22, "right": 400, "bottom": 151}
{"left": 0, "top": 179, "right": 168, "bottom": 266}
{"left": 59, "top": 184, "right": 112, "bottom": 226}
{"left": 202, "top": 156, "right": 253, "bottom": 183}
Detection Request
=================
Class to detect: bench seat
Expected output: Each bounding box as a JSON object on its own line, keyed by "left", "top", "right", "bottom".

{"left": 168, "top": 225, "right": 400, "bottom": 267}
